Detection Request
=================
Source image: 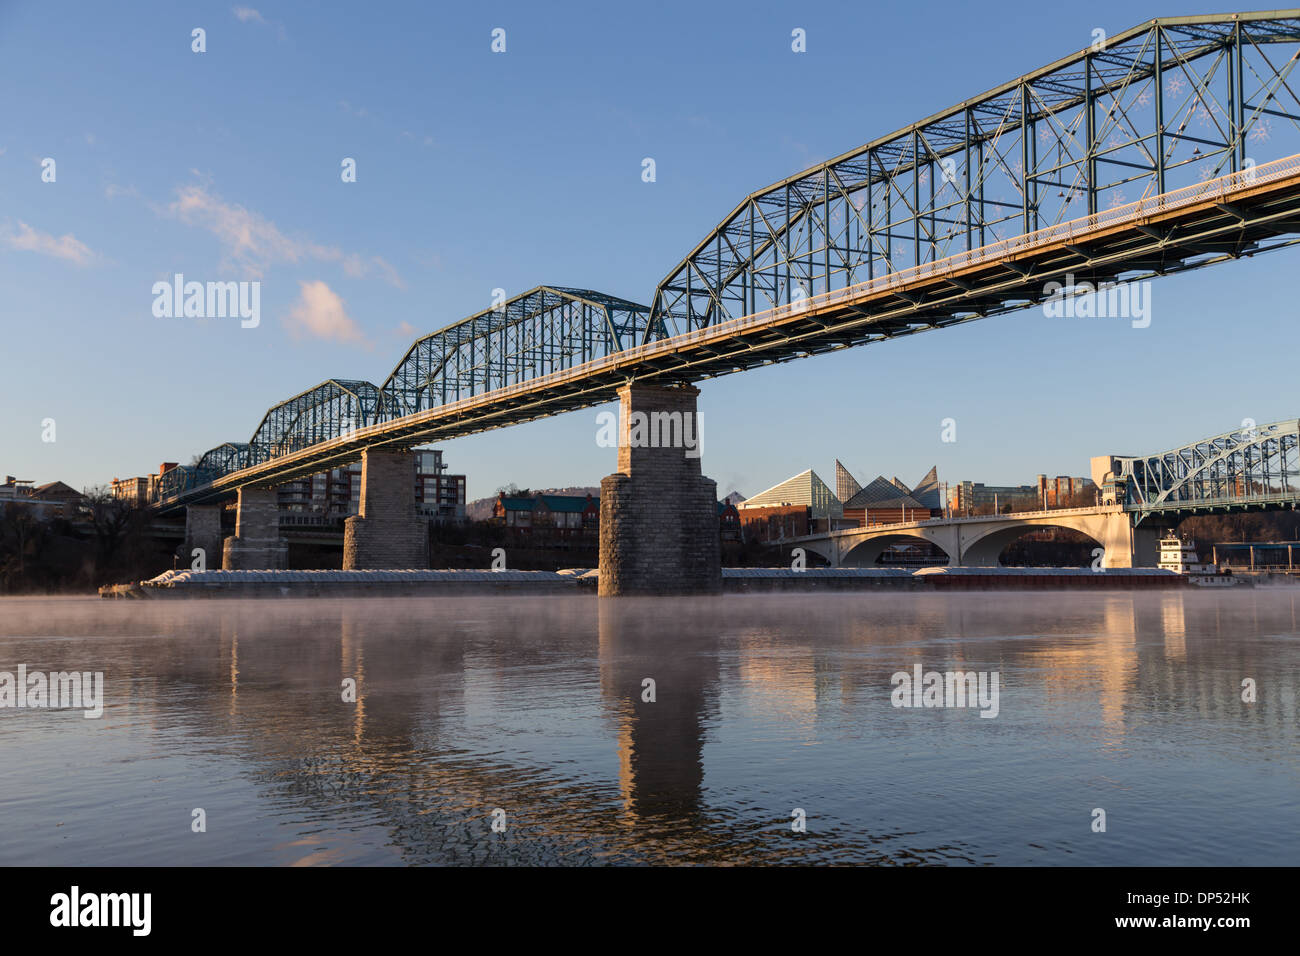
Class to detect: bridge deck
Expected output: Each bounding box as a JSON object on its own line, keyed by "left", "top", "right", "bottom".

{"left": 789, "top": 505, "right": 1125, "bottom": 542}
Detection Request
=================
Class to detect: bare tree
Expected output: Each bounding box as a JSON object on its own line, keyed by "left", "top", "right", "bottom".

{"left": 0, "top": 504, "right": 49, "bottom": 585}
{"left": 82, "top": 485, "right": 141, "bottom": 576}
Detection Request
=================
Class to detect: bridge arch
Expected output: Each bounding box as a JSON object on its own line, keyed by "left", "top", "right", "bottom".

{"left": 196, "top": 442, "right": 249, "bottom": 480}
{"left": 1112, "top": 418, "right": 1300, "bottom": 511}
{"left": 380, "top": 286, "right": 650, "bottom": 416}
{"left": 841, "top": 532, "right": 953, "bottom": 568}
{"left": 643, "top": 14, "right": 1300, "bottom": 343}
{"left": 958, "top": 521, "right": 1103, "bottom": 568}
{"left": 792, "top": 539, "right": 836, "bottom": 567}
{"left": 247, "top": 379, "right": 399, "bottom": 466}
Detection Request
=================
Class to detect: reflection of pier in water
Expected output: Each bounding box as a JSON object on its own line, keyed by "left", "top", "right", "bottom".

{"left": 38, "top": 591, "right": 1299, "bottom": 864}
{"left": 130, "top": 599, "right": 981, "bottom": 863}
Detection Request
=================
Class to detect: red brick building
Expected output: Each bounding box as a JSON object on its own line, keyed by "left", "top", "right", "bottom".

{"left": 739, "top": 503, "right": 813, "bottom": 542}
{"left": 717, "top": 500, "right": 740, "bottom": 540}
{"left": 494, "top": 492, "right": 600, "bottom": 540}
{"left": 842, "top": 474, "right": 941, "bottom": 526}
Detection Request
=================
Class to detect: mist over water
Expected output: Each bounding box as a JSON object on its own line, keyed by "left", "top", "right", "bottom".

{"left": 0, "top": 591, "right": 1296, "bottom": 865}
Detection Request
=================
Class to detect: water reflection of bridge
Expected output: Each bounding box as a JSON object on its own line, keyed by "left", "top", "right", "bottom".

{"left": 96, "top": 592, "right": 1300, "bottom": 864}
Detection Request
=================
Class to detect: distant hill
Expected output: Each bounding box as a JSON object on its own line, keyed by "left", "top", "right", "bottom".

{"left": 466, "top": 486, "right": 600, "bottom": 521}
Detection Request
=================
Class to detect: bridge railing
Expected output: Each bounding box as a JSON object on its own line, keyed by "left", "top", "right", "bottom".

{"left": 1136, "top": 490, "right": 1300, "bottom": 513}
{"left": 793, "top": 504, "right": 1123, "bottom": 539}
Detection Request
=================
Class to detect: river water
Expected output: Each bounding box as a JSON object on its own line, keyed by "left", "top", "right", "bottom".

{"left": 0, "top": 591, "right": 1296, "bottom": 866}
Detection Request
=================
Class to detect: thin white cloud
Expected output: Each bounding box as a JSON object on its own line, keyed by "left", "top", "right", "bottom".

{"left": 370, "top": 256, "right": 405, "bottom": 289}
{"left": 400, "top": 130, "right": 435, "bottom": 148}
{"left": 1, "top": 220, "right": 96, "bottom": 266}
{"left": 167, "top": 184, "right": 302, "bottom": 277}
{"left": 339, "top": 253, "right": 405, "bottom": 288}
{"left": 163, "top": 183, "right": 403, "bottom": 287}
{"left": 341, "top": 253, "right": 367, "bottom": 279}
{"left": 347, "top": 106, "right": 433, "bottom": 149}
{"left": 233, "top": 6, "right": 287, "bottom": 40}
{"left": 285, "top": 280, "right": 368, "bottom": 345}
{"left": 414, "top": 250, "right": 444, "bottom": 271}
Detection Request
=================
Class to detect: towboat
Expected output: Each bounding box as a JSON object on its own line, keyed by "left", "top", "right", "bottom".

{"left": 1157, "top": 535, "right": 1243, "bottom": 587}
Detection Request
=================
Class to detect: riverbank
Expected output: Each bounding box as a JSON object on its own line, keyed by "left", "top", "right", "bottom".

{"left": 99, "top": 565, "right": 1196, "bottom": 597}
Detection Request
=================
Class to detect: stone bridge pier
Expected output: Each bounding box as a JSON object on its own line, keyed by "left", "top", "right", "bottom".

{"left": 222, "top": 486, "right": 287, "bottom": 570}
{"left": 343, "top": 447, "right": 428, "bottom": 570}
{"left": 599, "top": 383, "right": 721, "bottom": 596}
{"left": 184, "top": 504, "right": 224, "bottom": 570}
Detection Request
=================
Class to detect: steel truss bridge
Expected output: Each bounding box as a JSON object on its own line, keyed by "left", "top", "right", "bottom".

{"left": 1111, "top": 417, "right": 1300, "bottom": 521}
{"left": 156, "top": 11, "right": 1300, "bottom": 511}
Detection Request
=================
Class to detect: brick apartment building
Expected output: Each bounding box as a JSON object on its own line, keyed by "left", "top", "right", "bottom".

{"left": 111, "top": 448, "right": 466, "bottom": 523}
{"left": 949, "top": 474, "right": 1096, "bottom": 512}
{"left": 279, "top": 448, "right": 465, "bottom": 523}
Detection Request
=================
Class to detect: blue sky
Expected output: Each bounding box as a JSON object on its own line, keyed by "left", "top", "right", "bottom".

{"left": 2, "top": 0, "right": 1298, "bottom": 502}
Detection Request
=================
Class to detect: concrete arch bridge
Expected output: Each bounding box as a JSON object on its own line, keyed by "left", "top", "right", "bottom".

{"left": 792, "top": 505, "right": 1152, "bottom": 569}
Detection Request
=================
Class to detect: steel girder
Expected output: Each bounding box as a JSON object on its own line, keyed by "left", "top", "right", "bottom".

{"left": 380, "top": 286, "right": 650, "bottom": 415}
{"left": 156, "top": 465, "right": 199, "bottom": 502}
{"left": 247, "top": 379, "right": 400, "bottom": 466}
{"left": 159, "top": 442, "right": 252, "bottom": 498}
{"left": 196, "top": 442, "right": 250, "bottom": 480}
{"left": 1117, "top": 418, "right": 1300, "bottom": 510}
{"left": 643, "top": 10, "right": 1300, "bottom": 341}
